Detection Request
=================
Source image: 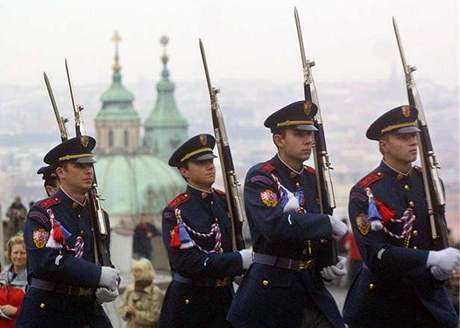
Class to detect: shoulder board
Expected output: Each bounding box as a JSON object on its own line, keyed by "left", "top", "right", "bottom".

{"left": 168, "top": 193, "right": 190, "bottom": 208}
{"left": 260, "top": 162, "right": 275, "bottom": 173}
{"left": 214, "top": 188, "right": 226, "bottom": 197}
{"left": 38, "top": 197, "right": 60, "bottom": 209}
{"left": 357, "top": 171, "right": 384, "bottom": 188}
{"left": 303, "top": 165, "right": 316, "bottom": 174}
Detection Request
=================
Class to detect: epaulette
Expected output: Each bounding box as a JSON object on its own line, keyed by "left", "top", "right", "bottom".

{"left": 304, "top": 165, "right": 316, "bottom": 174}
{"left": 38, "top": 197, "right": 60, "bottom": 209}
{"left": 168, "top": 193, "right": 190, "bottom": 208}
{"left": 357, "top": 171, "right": 384, "bottom": 188}
{"left": 214, "top": 188, "right": 226, "bottom": 197}
{"left": 260, "top": 162, "right": 275, "bottom": 173}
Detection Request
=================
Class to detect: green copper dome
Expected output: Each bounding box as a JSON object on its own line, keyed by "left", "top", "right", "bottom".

{"left": 95, "top": 154, "right": 185, "bottom": 216}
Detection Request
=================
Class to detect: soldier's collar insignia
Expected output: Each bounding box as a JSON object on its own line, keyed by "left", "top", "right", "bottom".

{"left": 260, "top": 189, "right": 278, "bottom": 207}
{"left": 80, "top": 136, "right": 90, "bottom": 148}
{"left": 401, "top": 105, "right": 411, "bottom": 118}
{"left": 33, "top": 228, "right": 50, "bottom": 249}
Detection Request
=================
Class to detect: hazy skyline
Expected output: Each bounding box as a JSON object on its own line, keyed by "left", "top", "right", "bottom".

{"left": 0, "top": 0, "right": 457, "bottom": 89}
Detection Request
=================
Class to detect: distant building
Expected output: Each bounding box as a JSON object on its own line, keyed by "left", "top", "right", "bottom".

{"left": 94, "top": 32, "right": 187, "bottom": 270}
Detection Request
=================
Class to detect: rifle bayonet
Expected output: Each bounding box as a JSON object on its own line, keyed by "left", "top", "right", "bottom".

{"left": 43, "top": 72, "right": 69, "bottom": 141}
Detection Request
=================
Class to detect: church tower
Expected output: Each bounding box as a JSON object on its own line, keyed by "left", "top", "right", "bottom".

{"left": 95, "top": 31, "right": 141, "bottom": 155}
{"left": 143, "top": 36, "right": 188, "bottom": 160}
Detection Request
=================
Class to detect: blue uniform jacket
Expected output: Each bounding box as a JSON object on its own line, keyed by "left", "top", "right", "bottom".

{"left": 228, "top": 155, "right": 344, "bottom": 328}
{"left": 17, "top": 189, "right": 111, "bottom": 328}
{"left": 343, "top": 161, "right": 458, "bottom": 328}
{"left": 159, "top": 185, "right": 244, "bottom": 328}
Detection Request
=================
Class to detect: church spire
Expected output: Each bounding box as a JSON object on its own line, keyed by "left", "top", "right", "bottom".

{"left": 112, "top": 30, "right": 122, "bottom": 74}
{"left": 143, "top": 35, "right": 188, "bottom": 160}
{"left": 95, "top": 31, "right": 140, "bottom": 155}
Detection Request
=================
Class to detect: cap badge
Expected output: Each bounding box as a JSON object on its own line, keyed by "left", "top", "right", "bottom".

{"left": 303, "top": 101, "right": 312, "bottom": 116}
{"left": 401, "top": 106, "right": 411, "bottom": 118}
{"left": 80, "top": 136, "right": 89, "bottom": 148}
{"left": 199, "top": 134, "right": 208, "bottom": 146}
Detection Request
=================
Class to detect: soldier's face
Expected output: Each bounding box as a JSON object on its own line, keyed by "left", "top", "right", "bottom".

{"left": 57, "top": 162, "right": 94, "bottom": 194}
{"left": 381, "top": 133, "right": 418, "bottom": 164}
{"left": 276, "top": 128, "right": 314, "bottom": 162}
{"left": 10, "top": 243, "right": 26, "bottom": 269}
{"left": 180, "top": 159, "right": 216, "bottom": 189}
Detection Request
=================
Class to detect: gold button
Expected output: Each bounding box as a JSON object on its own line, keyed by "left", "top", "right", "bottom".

{"left": 412, "top": 230, "right": 418, "bottom": 236}
{"left": 295, "top": 182, "right": 300, "bottom": 187}
{"left": 214, "top": 217, "right": 219, "bottom": 223}
{"left": 185, "top": 299, "right": 190, "bottom": 304}
{"left": 404, "top": 185, "right": 410, "bottom": 190}
{"left": 210, "top": 201, "right": 214, "bottom": 205}
{"left": 40, "top": 303, "right": 46, "bottom": 309}
{"left": 409, "top": 201, "right": 415, "bottom": 207}
{"left": 413, "top": 246, "right": 417, "bottom": 249}
{"left": 368, "top": 283, "right": 375, "bottom": 290}
{"left": 262, "top": 280, "right": 269, "bottom": 286}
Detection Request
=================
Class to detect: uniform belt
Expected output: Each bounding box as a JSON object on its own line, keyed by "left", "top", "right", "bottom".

{"left": 173, "top": 272, "right": 231, "bottom": 287}
{"left": 30, "top": 278, "right": 95, "bottom": 297}
{"left": 253, "top": 253, "right": 314, "bottom": 271}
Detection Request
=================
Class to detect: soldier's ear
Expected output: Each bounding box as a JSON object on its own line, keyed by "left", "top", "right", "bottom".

{"left": 273, "top": 134, "right": 284, "bottom": 149}
{"left": 55, "top": 166, "right": 65, "bottom": 179}
{"left": 178, "top": 166, "right": 189, "bottom": 179}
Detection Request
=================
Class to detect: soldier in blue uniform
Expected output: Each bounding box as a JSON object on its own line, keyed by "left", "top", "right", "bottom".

{"left": 343, "top": 106, "right": 460, "bottom": 328}
{"left": 37, "top": 165, "right": 59, "bottom": 197}
{"left": 16, "top": 136, "right": 120, "bottom": 328}
{"left": 228, "top": 101, "right": 348, "bottom": 328}
{"left": 158, "top": 134, "right": 252, "bottom": 328}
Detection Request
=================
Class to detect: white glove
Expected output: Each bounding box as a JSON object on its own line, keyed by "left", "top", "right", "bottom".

{"left": 282, "top": 191, "right": 300, "bottom": 213}
{"left": 426, "top": 247, "right": 460, "bottom": 273}
{"left": 239, "top": 249, "right": 253, "bottom": 270}
{"left": 99, "top": 266, "right": 120, "bottom": 290}
{"left": 328, "top": 216, "right": 348, "bottom": 240}
{"left": 95, "top": 287, "right": 119, "bottom": 304}
{"left": 430, "top": 266, "right": 452, "bottom": 281}
{"left": 320, "top": 256, "right": 347, "bottom": 281}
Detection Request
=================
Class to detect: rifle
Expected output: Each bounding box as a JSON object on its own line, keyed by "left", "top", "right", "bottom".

{"left": 65, "top": 59, "right": 112, "bottom": 265}
{"left": 199, "top": 40, "right": 246, "bottom": 251}
{"left": 392, "top": 18, "right": 449, "bottom": 249}
{"left": 294, "top": 8, "right": 337, "bottom": 265}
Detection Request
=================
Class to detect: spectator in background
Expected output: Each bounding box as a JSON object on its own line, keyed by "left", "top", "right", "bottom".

{"left": 6, "top": 197, "right": 27, "bottom": 238}
{"left": 119, "top": 258, "right": 164, "bottom": 328}
{"left": 132, "top": 214, "right": 161, "bottom": 261}
{"left": 0, "top": 233, "right": 27, "bottom": 327}
{"left": 344, "top": 231, "right": 362, "bottom": 287}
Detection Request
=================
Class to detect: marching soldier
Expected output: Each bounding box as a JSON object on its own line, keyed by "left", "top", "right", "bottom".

{"left": 343, "top": 106, "right": 460, "bottom": 328}
{"left": 228, "top": 101, "right": 348, "bottom": 328}
{"left": 16, "top": 136, "right": 119, "bottom": 328}
{"left": 37, "top": 165, "right": 60, "bottom": 197}
{"left": 159, "top": 134, "right": 252, "bottom": 328}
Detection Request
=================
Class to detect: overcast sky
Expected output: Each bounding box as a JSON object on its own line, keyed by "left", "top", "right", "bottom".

{"left": 0, "top": 0, "right": 458, "bottom": 88}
